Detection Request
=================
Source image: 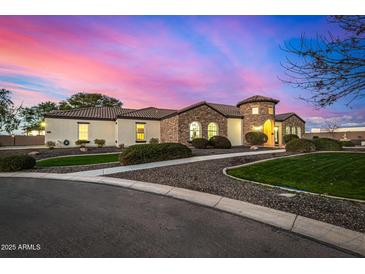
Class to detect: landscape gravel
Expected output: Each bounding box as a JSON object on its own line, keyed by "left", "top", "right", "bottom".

{"left": 107, "top": 152, "right": 365, "bottom": 233}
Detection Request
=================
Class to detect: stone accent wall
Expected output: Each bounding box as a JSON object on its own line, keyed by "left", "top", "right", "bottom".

{"left": 177, "top": 105, "right": 227, "bottom": 145}
{"left": 160, "top": 115, "right": 179, "bottom": 143}
{"left": 281, "top": 115, "right": 305, "bottom": 138}
{"left": 239, "top": 101, "right": 276, "bottom": 142}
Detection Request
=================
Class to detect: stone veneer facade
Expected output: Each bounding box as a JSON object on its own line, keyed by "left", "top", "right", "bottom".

{"left": 160, "top": 115, "right": 179, "bottom": 143}
{"left": 160, "top": 104, "right": 227, "bottom": 146}
{"left": 281, "top": 115, "right": 305, "bottom": 138}
{"left": 239, "top": 101, "right": 276, "bottom": 143}
{"left": 160, "top": 99, "right": 305, "bottom": 147}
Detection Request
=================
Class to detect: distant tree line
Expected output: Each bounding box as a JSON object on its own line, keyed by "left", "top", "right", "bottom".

{"left": 0, "top": 89, "right": 122, "bottom": 135}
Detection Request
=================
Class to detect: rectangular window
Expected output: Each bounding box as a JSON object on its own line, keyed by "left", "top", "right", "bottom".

{"left": 268, "top": 107, "right": 273, "bottom": 115}
{"left": 78, "top": 124, "right": 89, "bottom": 140}
{"left": 252, "top": 107, "right": 259, "bottom": 115}
{"left": 136, "top": 123, "right": 145, "bottom": 141}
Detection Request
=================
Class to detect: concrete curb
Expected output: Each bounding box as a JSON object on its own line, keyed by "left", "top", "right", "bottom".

{"left": 223, "top": 152, "right": 365, "bottom": 204}
{"left": 0, "top": 172, "right": 364, "bottom": 256}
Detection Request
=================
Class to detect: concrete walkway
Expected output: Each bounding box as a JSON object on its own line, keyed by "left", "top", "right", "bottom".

{"left": 69, "top": 149, "right": 285, "bottom": 176}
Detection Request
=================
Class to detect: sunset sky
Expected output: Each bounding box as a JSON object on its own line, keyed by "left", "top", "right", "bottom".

{"left": 0, "top": 16, "right": 364, "bottom": 129}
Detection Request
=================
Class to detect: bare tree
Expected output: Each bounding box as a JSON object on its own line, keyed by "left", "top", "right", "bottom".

{"left": 325, "top": 119, "right": 339, "bottom": 138}
{"left": 280, "top": 16, "right": 365, "bottom": 108}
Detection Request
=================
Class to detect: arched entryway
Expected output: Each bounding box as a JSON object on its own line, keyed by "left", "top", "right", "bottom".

{"left": 263, "top": 119, "right": 274, "bottom": 146}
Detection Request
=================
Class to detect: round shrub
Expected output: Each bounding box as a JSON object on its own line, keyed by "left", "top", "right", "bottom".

{"left": 94, "top": 139, "right": 106, "bottom": 147}
{"left": 340, "top": 140, "right": 355, "bottom": 147}
{"left": 283, "top": 134, "right": 299, "bottom": 144}
{"left": 0, "top": 155, "right": 36, "bottom": 172}
{"left": 75, "top": 140, "right": 90, "bottom": 147}
{"left": 120, "top": 143, "right": 192, "bottom": 165}
{"left": 209, "top": 136, "right": 232, "bottom": 149}
{"left": 191, "top": 138, "right": 209, "bottom": 149}
{"left": 149, "top": 137, "right": 159, "bottom": 144}
{"left": 313, "top": 138, "right": 342, "bottom": 151}
{"left": 46, "top": 141, "right": 56, "bottom": 149}
{"left": 285, "top": 139, "right": 316, "bottom": 153}
{"left": 245, "top": 132, "right": 268, "bottom": 145}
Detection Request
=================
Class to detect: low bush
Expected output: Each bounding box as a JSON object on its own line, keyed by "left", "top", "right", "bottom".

{"left": 94, "top": 139, "right": 106, "bottom": 147}
{"left": 283, "top": 134, "right": 299, "bottom": 144}
{"left": 340, "top": 140, "right": 355, "bottom": 147}
{"left": 75, "top": 140, "right": 90, "bottom": 147}
{"left": 191, "top": 138, "right": 209, "bottom": 149}
{"left": 120, "top": 143, "right": 192, "bottom": 165}
{"left": 46, "top": 141, "right": 56, "bottom": 149}
{"left": 285, "top": 139, "right": 316, "bottom": 153}
{"left": 149, "top": 137, "right": 159, "bottom": 144}
{"left": 245, "top": 132, "right": 268, "bottom": 145}
{"left": 0, "top": 155, "right": 36, "bottom": 172}
{"left": 209, "top": 136, "right": 232, "bottom": 149}
{"left": 313, "top": 138, "right": 343, "bottom": 151}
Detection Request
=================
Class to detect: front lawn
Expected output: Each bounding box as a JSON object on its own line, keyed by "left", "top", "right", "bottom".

{"left": 227, "top": 153, "right": 365, "bottom": 200}
{"left": 37, "top": 153, "right": 120, "bottom": 167}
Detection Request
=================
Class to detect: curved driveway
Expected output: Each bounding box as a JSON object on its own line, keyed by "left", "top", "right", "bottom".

{"left": 0, "top": 177, "right": 355, "bottom": 257}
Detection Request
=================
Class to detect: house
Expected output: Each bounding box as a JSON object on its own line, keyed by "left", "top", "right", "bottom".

{"left": 44, "top": 95, "right": 305, "bottom": 147}
{"left": 304, "top": 127, "right": 365, "bottom": 146}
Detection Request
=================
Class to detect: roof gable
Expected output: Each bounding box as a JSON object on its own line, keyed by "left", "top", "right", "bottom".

{"left": 275, "top": 112, "right": 305, "bottom": 123}
{"left": 175, "top": 101, "right": 242, "bottom": 118}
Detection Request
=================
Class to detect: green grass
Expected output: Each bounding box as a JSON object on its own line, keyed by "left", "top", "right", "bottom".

{"left": 37, "top": 153, "right": 120, "bottom": 167}
{"left": 227, "top": 153, "right": 365, "bottom": 200}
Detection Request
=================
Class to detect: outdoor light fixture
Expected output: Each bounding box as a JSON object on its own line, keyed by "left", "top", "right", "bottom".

{"left": 252, "top": 125, "right": 263, "bottom": 131}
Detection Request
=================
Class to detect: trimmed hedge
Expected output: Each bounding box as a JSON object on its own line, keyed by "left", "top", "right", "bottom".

{"left": 285, "top": 139, "right": 316, "bottom": 153}
{"left": 191, "top": 138, "right": 209, "bottom": 149}
{"left": 0, "top": 155, "right": 36, "bottom": 172}
{"left": 245, "top": 132, "right": 268, "bottom": 145}
{"left": 209, "top": 136, "right": 232, "bottom": 149}
{"left": 149, "top": 138, "right": 159, "bottom": 144}
{"left": 340, "top": 140, "right": 355, "bottom": 147}
{"left": 283, "top": 134, "right": 299, "bottom": 144}
{"left": 313, "top": 138, "right": 343, "bottom": 151}
{"left": 120, "top": 143, "right": 192, "bottom": 165}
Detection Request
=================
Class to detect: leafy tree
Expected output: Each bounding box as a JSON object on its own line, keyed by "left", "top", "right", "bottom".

{"left": 0, "top": 89, "right": 20, "bottom": 134}
{"left": 20, "top": 101, "right": 58, "bottom": 133}
{"left": 59, "top": 92, "right": 122, "bottom": 110}
{"left": 281, "top": 16, "right": 365, "bottom": 107}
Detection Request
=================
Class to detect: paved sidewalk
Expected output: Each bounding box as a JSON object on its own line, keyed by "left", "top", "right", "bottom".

{"left": 69, "top": 149, "right": 285, "bottom": 176}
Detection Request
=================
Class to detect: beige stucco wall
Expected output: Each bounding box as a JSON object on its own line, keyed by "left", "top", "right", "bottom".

{"left": 45, "top": 118, "right": 116, "bottom": 147}
{"left": 116, "top": 119, "right": 160, "bottom": 146}
{"left": 227, "top": 118, "right": 243, "bottom": 146}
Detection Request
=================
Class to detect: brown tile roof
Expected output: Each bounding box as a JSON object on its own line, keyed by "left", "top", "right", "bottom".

{"left": 236, "top": 95, "right": 279, "bottom": 106}
{"left": 44, "top": 107, "right": 136, "bottom": 121}
{"left": 275, "top": 112, "right": 305, "bottom": 123}
{"left": 117, "top": 107, "right": 177, "bottom": 120}
{"left": 176, "top": 101, "right": 242, "bottom": 118}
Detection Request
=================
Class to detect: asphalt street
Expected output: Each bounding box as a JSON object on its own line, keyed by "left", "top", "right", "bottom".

{"left": 0, "top": 177, "right": 356, "bottom": 257}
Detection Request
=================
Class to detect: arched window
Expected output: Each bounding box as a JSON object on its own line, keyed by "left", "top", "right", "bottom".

{"left": 291, "top": 126, "right": 296, "bottom": 135}
{"left": 286, "top": 126, "right": 290, "bottom": 135}
{"left": 207, "top": 122, "right": 219, "bottom": 139}
{"left": 189, "top": 121, "right": 201, "bottom": 140}
{"left": 297, "top": 127, "right": 302, "bottom": 138}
